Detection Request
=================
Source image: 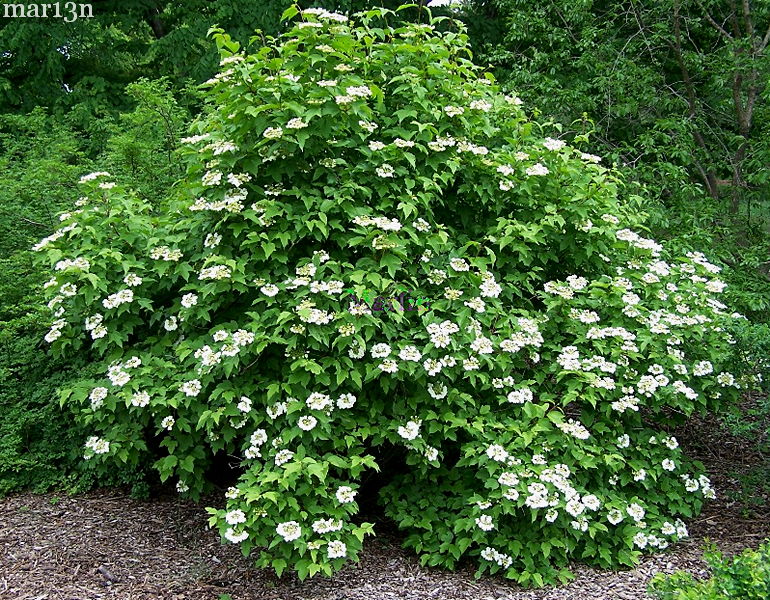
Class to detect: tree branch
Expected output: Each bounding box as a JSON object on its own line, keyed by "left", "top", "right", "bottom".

{"left": 696, "top": 0, "right": 733, "bottom": 39}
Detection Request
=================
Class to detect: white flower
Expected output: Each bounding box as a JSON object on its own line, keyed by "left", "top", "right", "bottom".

{"left": 161, "top": 416, "right": 175, "bottom": 430}
{"left": 181, "top": 379, "right": 202, "bottom": 397}
{"left": 327, "top": 540, "right": 348, "bottom": 559}
{"left": 85, "top": 436, "right": 110, "bottom": 455}
{"left": 376, "top": 163, "right": 395, "bottom": 178}
{"left": 427, "top": 383, "right": 448, "bottom": 399}
{"left": 371, "top": 343, "right": 392, "bottom": 359}
{"left": 276, "top": 521, "right": 302, "bottom": 542}
{"left": 358, "top": 120, "right": 378, "bottom": 132}
{"left": 181, "top": 293, "right": 198, "bottom": 308}
{"left": 306, "top": 392, "right": 333, "bottom": 411}
{"left": 237, "top": 396, "right": 252, "bottom": 412}
{"left": 45, "top": 328, "right": 62, "bottom": 343}
{"left": 260, "top": 284, "right": 279, "bottom": 297}
{"left": 526, "top": 163, "right": 549, "bottom": 176}
{"left": 693, "top": 360, "right": 713, "bottom": 376}
{"left": 124, "top": 356, "right": 142, "bottom": 369}
{"left": 131, "top": 391, "right": 150, "bottom": 408}
{"left": 89, "top": 387, "right": 108, "bottom": 403}
{"left": 225, "top": 528, "right": 249, "bottom": 543}
{"left": 267, "top": 402, "right": 288, "bottom": 419}
{"left": 107, "top": 369, "right": 130, "bottom": 387}
{"left": 204, "top": 233, "right": 222, "bottom": 248}
{"left": 662, "top": 459, "right": 676, "bottom": 471}
{"left": 336, "top": 485, "right": 357, "bottom": 504}
{"left": 627, "top": 503, "right": 645, "bottom": 522}
{"left": 398, "top": 345, "right": 423, "bottom": 362}
{"left": 465, "top": 96, "right": 493, "bottom": 111}
{"left": 498, "top": 472, "right": 519, "bottom": 486}
{"left": 123, "top": 273, "right": 142, "bottom": 287}
{"left": 464, "top": 297, "right": 486, "bottom": 313}
{"left": 475, "top": 515, "right": 494, "bottom": 531}
{"left": 607, "top": 509, "right": 624, "bottom": 525}
{"left": 507, "top": 388, "right": 533, "bottom": 404}
{"left": 79, "top": 171, "right": 111, "bottom": 183}
{"left": 312, "top": 519, "right": 343, "bottom": 533}
{"left": 286, "top": 118, "right": 308, "bottom": 129}
{"left": 225, "top": 509, "right": 246, "bottom": 525}
{"left": 275, "top": 449, "right": 295, "bottom": 466}
{"left": 337, "top": 393, "right": 356, "bottom": 409}
{"left": 59, "top": 282, "right": 78, "bottom": 296}
{"left": 486, "top": 444, "right": 509, "bottom": 462}
{"left": 543, "top": 137, "right": 566, "bottom": 151}
{"left": 263, "top": 127, "right": 284, "bottom": 139}
{"left": 163, "top": 316, "right": 178, "bottom": 331}
{"left": 298, "top": 415, "right": 318, "bottom": 431}
{"left": 397, "top": 420, "right": 422, "bottom": 441}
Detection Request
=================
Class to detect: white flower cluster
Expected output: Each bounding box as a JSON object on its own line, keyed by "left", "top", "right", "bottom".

{"left": 426, "top": 320, "right": 460, "bottom": 348}
{"left": 84, "top": 435, "right": 110, "bottom": 456}
{"left": 480, "top": 546, "right": 512, "bottom": 568}
{"left": 499, "top": 318, "right": 544, "bottom": 353}
{"left": 89, "top": 386, "right": 108, "bottom": 410}
{"left": 335, "top": 485, "right": 357, "bottom": 504}
{"left": 312, "top": 518, "right": 343, "bottom": 533}
{"left": 456, "top": 140, "right": 489, "bottom": 155}
{"left": 397, "top": 419, "right": 422, "bottom": 440}
{"left": 189, "top": 187, "right": 249, "bottom": 213}
{"left": 301, "top": 7, "right": 349, "bottom": 22}
{"left": 131, "top": 390, "right": 150, "bottom": 408}
{"left": 276, "top": 521, "right": 302, "bottom": 542}
{"left": 526, "top": 163, "right": 549, "bottom": 176}
{"left": 556, "top": 418, "right": 591, "bottom": 440}
{"left": 54, "top": 257, "right": 90, "bottom": 270}
{"left": 327, "top": 540, "right": 347, "bottom": 559}
{"left": 102, "top": 289, "right": 134, "bottom": 309}
{"left": 506, "top": 388, "right": 533, "bottom": 404}
{"left": 150, "top": 246, "right": 183, "bottom": 261}
{"left": 79, "top": 171, "right": 111, "bottom": 183}
{"left": 32, "top": 222, "right": 77, "bottom": 252}
{"left": 199, "top": 264, "right": 232, "bottom": 280}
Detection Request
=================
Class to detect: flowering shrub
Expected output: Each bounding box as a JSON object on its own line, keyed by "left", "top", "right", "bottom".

{"left": 34, "top": 5, "right": 747, "bottom": 586}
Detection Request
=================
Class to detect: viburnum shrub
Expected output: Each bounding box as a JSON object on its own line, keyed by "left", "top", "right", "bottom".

{"left": 34, "top": 5, "right": 749, "bottom": 586}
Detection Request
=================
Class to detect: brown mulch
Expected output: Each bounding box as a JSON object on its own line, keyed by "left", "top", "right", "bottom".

{"left": 1, "top": 415, "right": 768, "bottom": 600}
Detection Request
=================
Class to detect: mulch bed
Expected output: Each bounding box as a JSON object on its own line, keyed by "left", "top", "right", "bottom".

{"left": 1, "top": 415, "right": 768, "bottom": 600}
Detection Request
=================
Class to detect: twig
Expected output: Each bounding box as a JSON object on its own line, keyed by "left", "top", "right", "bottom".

{"left": 21, "top": 217, "right": 48, "bottom": 228}
{"left": 97, "top": 564, "right": 119, "bottom": 583}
